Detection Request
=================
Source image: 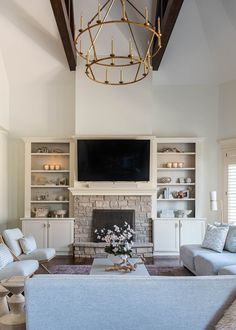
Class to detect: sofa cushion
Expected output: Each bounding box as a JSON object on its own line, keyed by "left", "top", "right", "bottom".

{"left": 218, "top": 265, "right": 236, "bottom": 275}
{"left": 202, "top": 225, "right": 229, "bottom": 253}
{"left": 180, "top": 245, "right": 216, "bottom": 272}
{"left": 2, "top": 228, "right": 24, "bottom": 257}
{"left": 18, "top": 248, "right": 55, "bottom": 261}
{"left": 19, "top": 236, "right": 37, "bottom": 255}
{"left": 0, "top": 260, "right": 39, "bottom": 281}
{"left": 194, "top": 252, "right": 236, "bottom": 275}
{"left": 0, "top": 244, "right": 14, "bottom": 270}
{"left": 225, "top": 226, "right": 236, "bottom": 252}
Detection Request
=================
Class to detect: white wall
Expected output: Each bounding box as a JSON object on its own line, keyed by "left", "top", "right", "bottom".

{"left": 75, "top": 65, "right": 153, "bottom": 136}
{"left": 219, "top": 80, "right": 236, "bottom": 140}
{"left": 0, "top": 51, "right": 9, "bottom": 230}
{"left": 0, "top": 130, "right": 8, "bottom": 231}
{"left": 0, "top": 50, "right": 9, "bottom": 130}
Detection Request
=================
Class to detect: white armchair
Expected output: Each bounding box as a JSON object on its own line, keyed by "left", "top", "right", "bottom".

{"left": 0, "top": 236, "right": 38, "bottom": 280}
{"left": 2, "top": 228, "right": 56, "bottom": 273}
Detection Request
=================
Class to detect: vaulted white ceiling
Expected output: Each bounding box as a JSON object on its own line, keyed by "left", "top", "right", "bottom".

{"left": 0, "top": 0, "right": 236, "bottom": 85}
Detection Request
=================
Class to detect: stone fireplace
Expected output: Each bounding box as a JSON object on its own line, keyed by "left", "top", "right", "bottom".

{"left": 73, "top": 194, "right": 153, "bottom": 258}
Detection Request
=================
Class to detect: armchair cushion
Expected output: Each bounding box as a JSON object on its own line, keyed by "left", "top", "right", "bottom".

{"left": 0, "top": 259, "right": 39, "bottom": 281}
{"left": 19, "top": 236, "right": 37, "bottom": 255}
{"left": 18, "top": 248, "right": 56, "bottom": 262}
{"left": 0, "top": 244, "right": 14, "bottom": 269}
{"left": 2, "top": 228, "right": 24, "bottom": 257}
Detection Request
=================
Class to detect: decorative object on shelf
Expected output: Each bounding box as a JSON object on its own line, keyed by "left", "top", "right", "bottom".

{"left": 34, "top": 146, "right": 49, "bottom": 153}
{"left": 36, "top": 192, "right": 49, "bottom": 201}
{"left": 178, "top": 162, "right": 184, "bottom": 168}
{"left": 33, "top": 175, "right": 48, "bottom": 185}
{"left": 166, "top": 162, "right": 172, "bottom": 168}
{"left": 31, "top": 207, "right": 49, "bottom": 218}
{"left": 158, "top": 147, "right": 181, "bottom": 153}
{"left": 172, "top": 162, "right": 178, "bottom": 168}
{"left": 56, "top": 177, "right": 67, "bottom": 186}
{"left": 176, "top": 190, "right": 189, "bottom": 199}
{"left": 43, "top": 164, "right": 50, "bottom": 170}
{"left": 158, "top": 177, "right": 171, "bottom": 184}
{"left": 174, "top": 210, "right": 192, "bottom": 218}
{"left": 178, "top": 177, "right": 185, "bottom": 184}
{"left": 75, "top": 0, "right": 162, "bottom": 86}
{"left": 54, "top": 210, "right": 67, "bottom": 218}
{"left": 94, "top": 222, "right": 139, "bottom": 272}
{"left": 52, "top": 148, "right": 64, "bottom": 153}
{"left": 186, "top": 177, "right": 192, "bottom": 183}
{"left": 57, "top": 195, "right": 65, "bottom": 201}
{"left": 49, "top": 164, "right": 55, "bottom": 170}
{"left": 159, "top": 210, "right": 175, "bottom": 218}
{"left": 55, "top": 164, "right": 61, "bottom": 170}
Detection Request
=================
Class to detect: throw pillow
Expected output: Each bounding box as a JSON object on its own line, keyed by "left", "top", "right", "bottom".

{"left": 215, "top": 299, "right": 236, "bottom": 330}
{"left": 0, "top": 243, "right": 14, "bottom": 270}
{"left": 19, "top": 236, "right": 37, "bottom": 255}
{"left": 202, "top": 224, "right": 229, "bottom": 253}
{"left": 224, "top": 226, "right": 236, "bottom": 252}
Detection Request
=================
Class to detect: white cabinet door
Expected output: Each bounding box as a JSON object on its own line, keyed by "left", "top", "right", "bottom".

{"left": 22, "top": 220, "right": 47, "bottom": 249}
{"left": 180, "top": 220, "right": 205, "bottom": 246}
{"left": 153, "top": 220, "right": 179, "bottom": 252}
{"left": 48, "top": 220, "right": 74, "bottom": 254}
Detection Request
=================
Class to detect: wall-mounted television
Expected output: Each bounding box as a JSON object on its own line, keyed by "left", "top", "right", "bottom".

{"left": 77, "top": 139, "right": 150, "bottom": 182}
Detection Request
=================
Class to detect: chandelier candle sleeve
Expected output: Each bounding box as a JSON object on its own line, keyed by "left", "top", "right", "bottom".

{"left": 98, "top": 3, "right": 101, "bottom": 22}
{"left": 145, "top": 7, "right": 149, "bottom": 25}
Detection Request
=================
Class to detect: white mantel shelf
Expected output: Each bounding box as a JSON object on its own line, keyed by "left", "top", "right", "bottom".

{"left": 69, "top": 187, "right": 157, "bottom": 196}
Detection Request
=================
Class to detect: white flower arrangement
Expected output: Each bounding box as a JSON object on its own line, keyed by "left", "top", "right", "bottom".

{"left": 95, "top": 222, "right": 135, "bottom": 257}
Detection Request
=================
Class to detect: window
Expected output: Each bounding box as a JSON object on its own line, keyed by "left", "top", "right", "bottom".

{"left": 223, "top": 147, "right": 236, "bottom": 223}
{"left": 227, "top": 164, "right": 236, "bottom": 223}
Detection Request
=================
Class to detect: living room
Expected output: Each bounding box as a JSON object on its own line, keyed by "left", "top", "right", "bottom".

{"left": 0, "top": 0, "right": 236, "bottom": 329}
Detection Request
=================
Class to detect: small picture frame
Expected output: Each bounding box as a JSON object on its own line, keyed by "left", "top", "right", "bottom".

{"left": 182, "top": 190, "right": 189, "bottom": 199}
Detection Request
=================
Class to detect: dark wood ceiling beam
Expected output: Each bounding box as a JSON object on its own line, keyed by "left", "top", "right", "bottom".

{"left": 50, "top": 0, "right": 77, "bottom": 71}
{"left": 152, "top": 0, "right": 184, "bottom": 71}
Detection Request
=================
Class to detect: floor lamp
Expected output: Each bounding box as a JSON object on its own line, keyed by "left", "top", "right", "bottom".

{"left": 210, "top": 191, "right": 224, "bottom": 225}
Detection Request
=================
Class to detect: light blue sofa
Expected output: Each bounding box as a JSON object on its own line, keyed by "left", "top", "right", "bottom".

{"left": 180, "top": 244, "right": 236, "bottom": 275}
{"left": 25, "top": 274, "right": 236, "bottom": 330}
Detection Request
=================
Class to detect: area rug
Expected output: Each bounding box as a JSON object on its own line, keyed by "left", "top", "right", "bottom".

{"left": 49, "top": 265, "right": 193, "bottom": 276}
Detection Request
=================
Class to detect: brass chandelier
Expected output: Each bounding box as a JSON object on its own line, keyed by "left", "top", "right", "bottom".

{"left": 75, "top": 0, "right": 162, "bottom": 85}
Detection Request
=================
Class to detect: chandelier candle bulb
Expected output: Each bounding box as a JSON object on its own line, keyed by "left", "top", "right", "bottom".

{"left": 79, "top": 39, "right": 82, "bottom": 54}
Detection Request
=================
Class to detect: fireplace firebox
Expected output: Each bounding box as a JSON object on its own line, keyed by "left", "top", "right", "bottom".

{"left": 92, "top": 209, "right": 135, "bottom": 242}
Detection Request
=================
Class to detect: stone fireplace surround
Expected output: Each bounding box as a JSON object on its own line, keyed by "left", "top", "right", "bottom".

{"left": 73, "top": 194, "right": 153, "bottom": 258}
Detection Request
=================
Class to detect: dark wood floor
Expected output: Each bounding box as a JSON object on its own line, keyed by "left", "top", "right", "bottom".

{"left": 37, "top": 256, "right": 181, "bottom": 274}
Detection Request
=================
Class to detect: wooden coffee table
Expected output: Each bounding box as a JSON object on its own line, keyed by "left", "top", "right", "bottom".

{"left": 90, "top": 258, "right": 150, "bottom": 276}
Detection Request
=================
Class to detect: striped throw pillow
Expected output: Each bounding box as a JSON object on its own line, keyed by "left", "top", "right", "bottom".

{"left": 0, "top": 243, "right": 14, "bottom": 270}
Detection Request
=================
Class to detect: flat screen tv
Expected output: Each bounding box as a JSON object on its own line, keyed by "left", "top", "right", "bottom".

{"left": 77, "top": 139, "right": 150, "bottom": 181}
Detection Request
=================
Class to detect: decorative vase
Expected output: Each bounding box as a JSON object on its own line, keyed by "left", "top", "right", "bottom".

{"left": 107, "top": 254, "right": 122, "bottom": 265}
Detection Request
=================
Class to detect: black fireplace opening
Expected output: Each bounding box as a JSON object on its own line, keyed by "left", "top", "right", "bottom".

{"left": 92, "top": 209, "right": 135, "bottom": 242}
